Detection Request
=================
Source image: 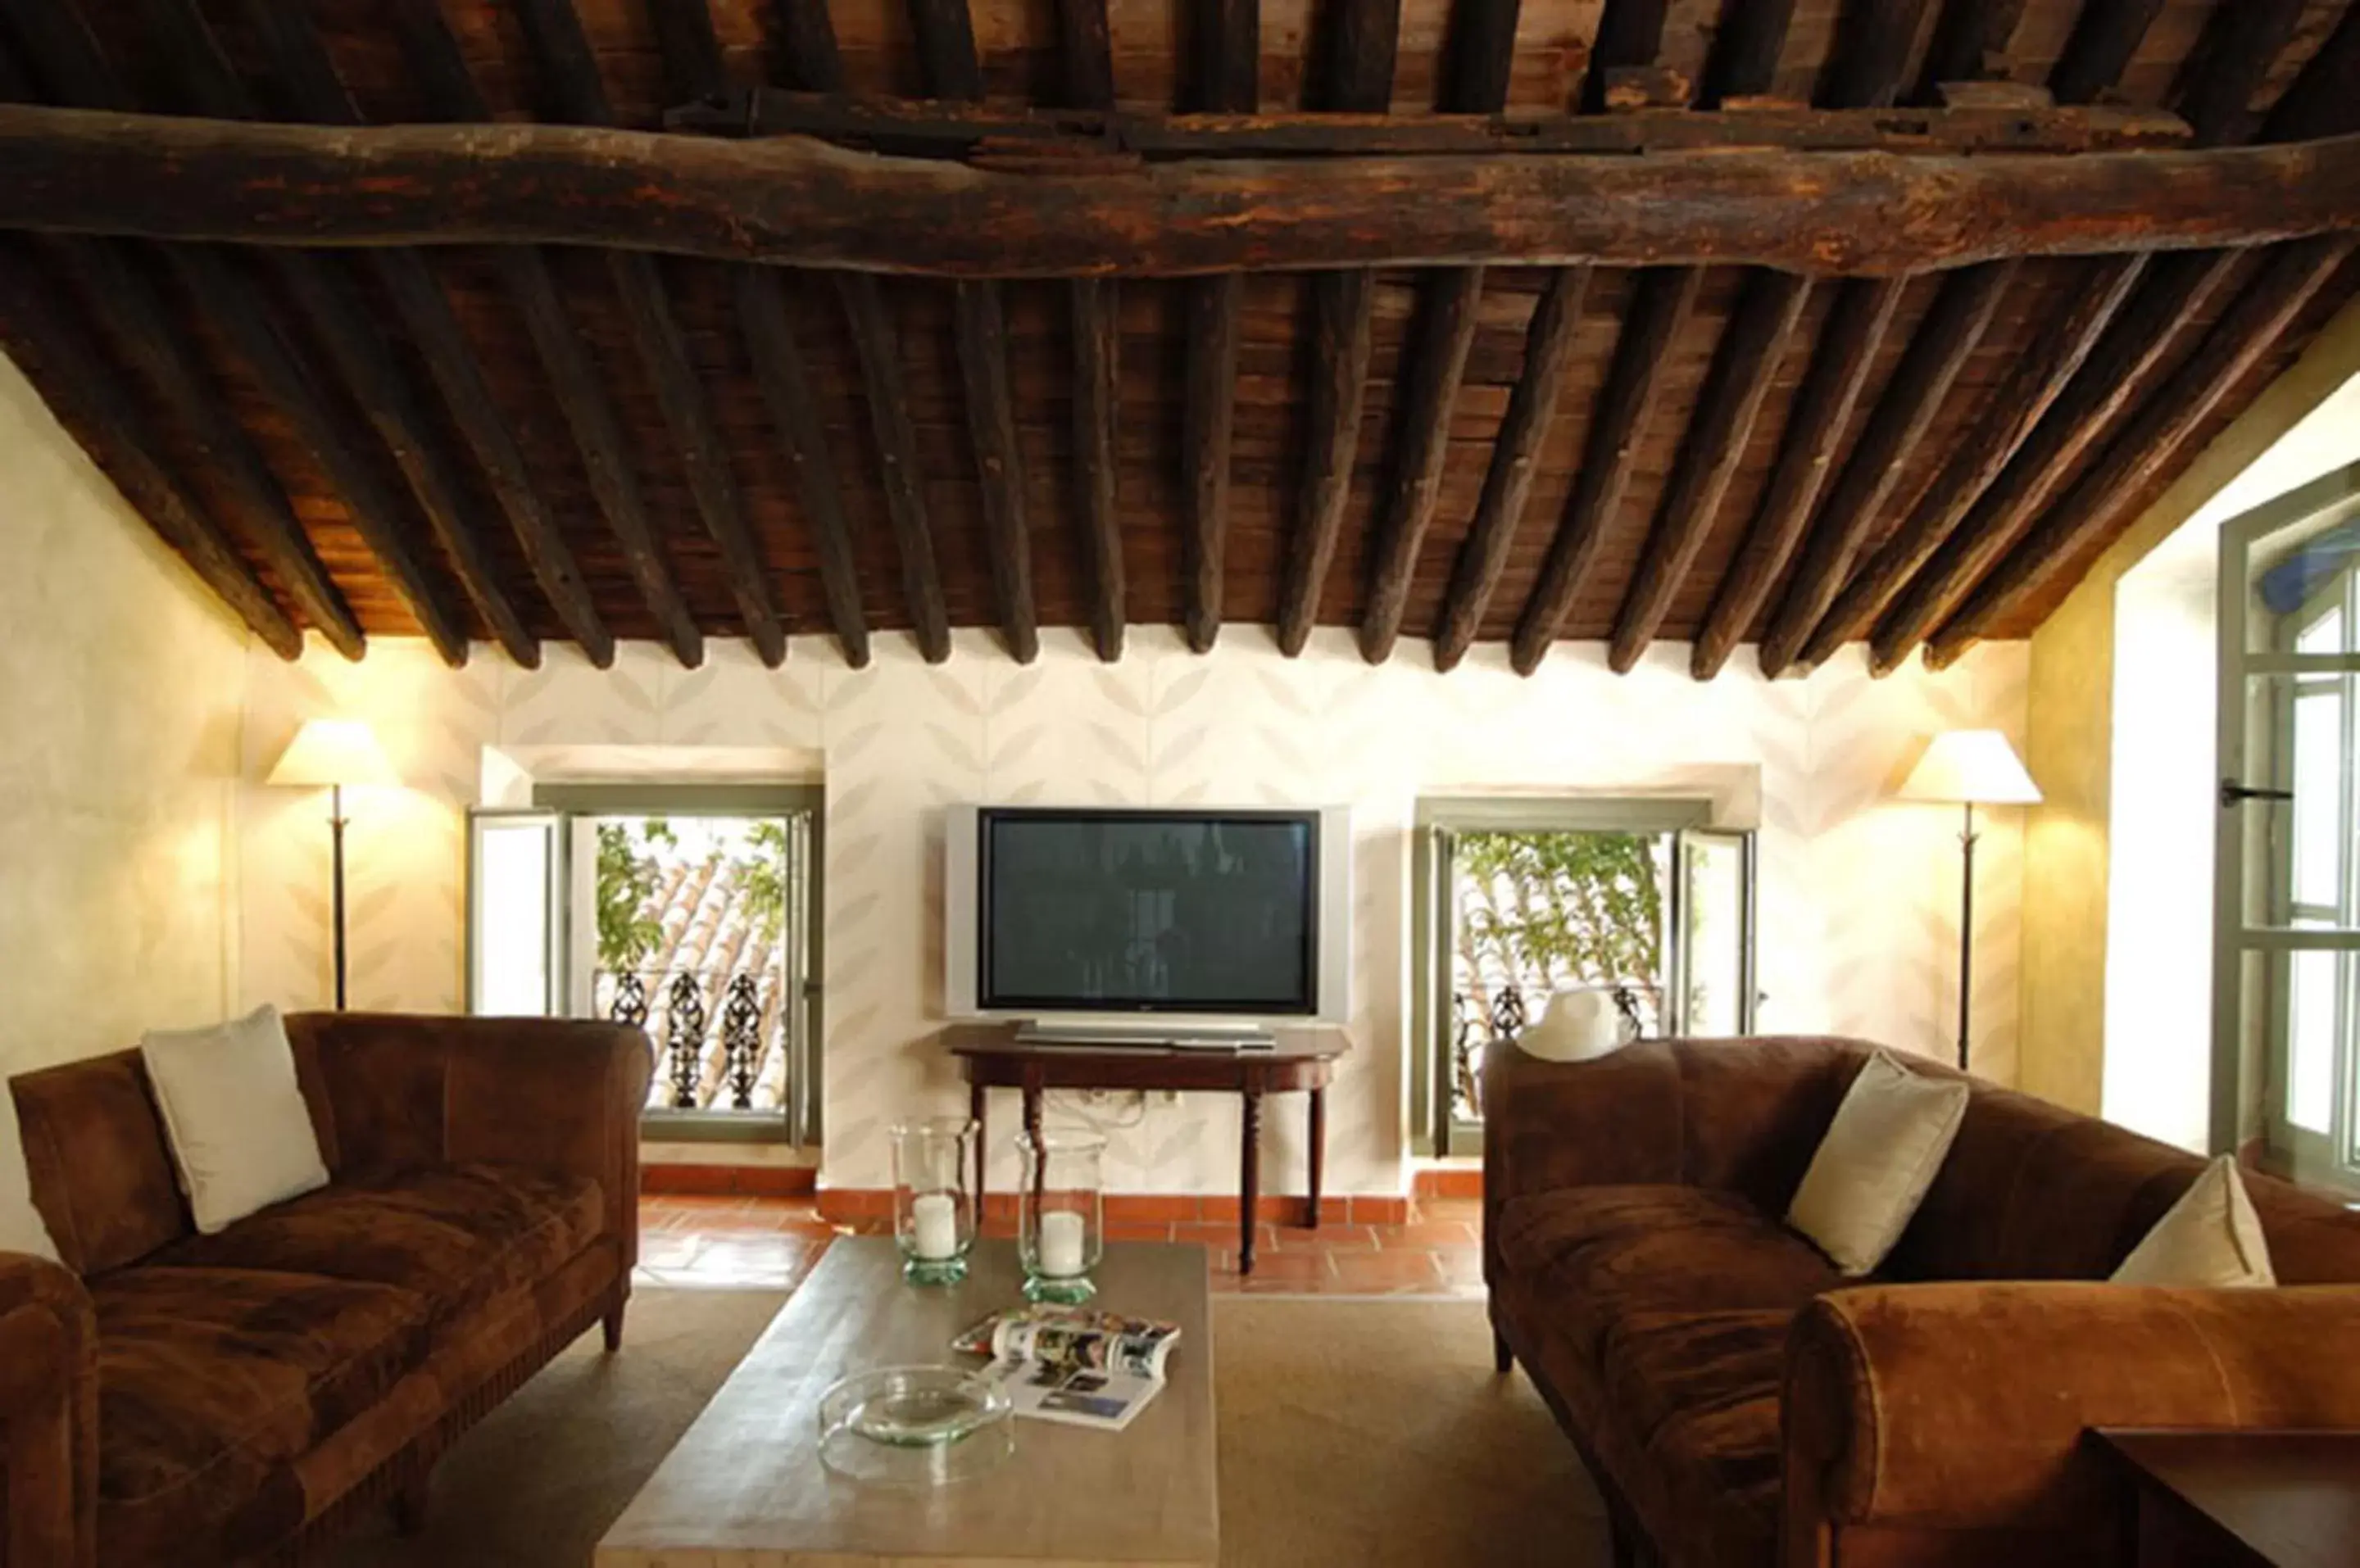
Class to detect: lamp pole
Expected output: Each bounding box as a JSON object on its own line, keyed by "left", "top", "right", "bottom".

{"left": 330, "top": 782, "right": 349, "bottom": 1012}
{"left": 1956, "top": 800, "right": 1976, "bottom": 1072}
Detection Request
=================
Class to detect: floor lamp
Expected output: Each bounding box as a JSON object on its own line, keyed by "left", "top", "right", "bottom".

{"left": 267, "top": 719, "right": 397, "bottom": 1011}
{"left": 1896, "top": 730, "right": 2042, "bottom": 1073}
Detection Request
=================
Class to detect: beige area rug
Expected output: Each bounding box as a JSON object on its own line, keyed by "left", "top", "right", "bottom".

{"left": 322, "top": 1289, "right": 1609, "bottom": 1568}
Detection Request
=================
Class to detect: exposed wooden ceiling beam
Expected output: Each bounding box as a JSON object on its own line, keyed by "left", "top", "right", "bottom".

{"left": 2049, "top": 0, "right": 2167, "bottom": 107}
{"left": 1702, "top": 0, "right": 1798, "bottom": 106}
{"left": 1433, "top": 266, "right": 1591, "bottom": 671}
{"left": 901, "top": 0, "right": 1037, "bottom": 664}
{"left": 0, "top": 1, "right": 474, "bottom": 665}
{"left": 1509, "top": 267, "right": 1704, "bottom": 676}
{"left": 1060, "top": 0, "right": 1124, "bottom": 663}
{"left": 1278, "top": 0, "right": 1400, "bottom": 659}
{"left": 8, "top": 109, "right": 2348, "bottom": 278}
{"left": 1583, "top": 0, "right": 1671, "bottom": 112}
{"left": 2173, "top": 0, "right": 2308, "bottom": 145}
{"left": 140, "top": 0, "right": 541, "bottom": 668}
{"left": 1916, "top": 0, "right": 2030, "bottom": 97}
{"left": 385, "top": 2, "right": 705, "bottom": 669}
{"left": 1817, "top": 255, "right": 2149, "bottom": 665}
{"left": 511, "top": 0, "right": 789, "bottom": 667}
{"left": 1690, "top": 276, "right": 1905, "bottom": 678}
{"left": 1928, "top": 234, "right": 2358, "bottom": 664}
{"left": 1358, "top": 0, "right": 1521, "bottom": 665}
{"left": 1609, "top": 270, "right": 1811, "bottom": 671}
{"left": 1825, "top": 0, "right": 1935, "bottom": 109}
{"left": 244, "top": 0, "right": 615, "bottom": 668}
{"left": 833, "top": 274, "right": 952, "bottom": 663}
{"left": 1179, "top": 0, "right": 1261, "bottom": 653}
{"left": 1757, "top": 260, "right": 2009, "bottom": 674}
{"left": 0, "top": 244, "right": 301, "bottom": 657}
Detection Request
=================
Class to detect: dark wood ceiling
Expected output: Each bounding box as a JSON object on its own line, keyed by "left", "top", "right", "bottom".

{"left": 0, "top": 0, "right": 2356, "bottom": 678}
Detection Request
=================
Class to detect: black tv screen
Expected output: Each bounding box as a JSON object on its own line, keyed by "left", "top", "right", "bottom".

{"left": 977, "top": 809, "right": 1319, "bottom": 1013}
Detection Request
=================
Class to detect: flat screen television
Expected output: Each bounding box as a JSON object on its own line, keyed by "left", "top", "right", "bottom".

{"left": 944, "top": 805, "right": 1350, "bottom": 1022}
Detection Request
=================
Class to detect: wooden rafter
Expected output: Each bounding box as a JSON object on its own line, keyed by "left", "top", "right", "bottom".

{"left": 2174, "top": 0, "right": 2309, "bottom": 144}
{"left": 0, "top": 244, "right": 300, "bottom": 656}
{"left": 2049, "top": 0, "right": 2167, "bottom": 108}
{"left": 1278, "top": 0, "right": 1400, "bottom": 659}
{"left": 1359, "top": 0, "right": 1522, "bottom": 665}
{"left": 243, "top": 0, "right": 615, "bottom": 668}
{"left": 1060, "top": 0, "right": 1126, "bottom": 663}
{"left": 1509, "top": 267, "right": 1705, "bottom": 675}
{"left": 1824, "top": 0, "right": 1934, "bottom": 110}
{"left": 1917, "top": 0, "right": 2031, "bottom": 97}
{"left": 1929, "top": 235, "right": 2358, "bottom": 664}
{"left": 1760, "top": 260, "right": 2013, "bottom": 673}
{"left": 8, "top": 110, "right": 2347, "bottom": 278}
{"left": 511, "top": 0, "right": 789, "bottom": 667}
{"left": 384, "top": 2, "right": 705, "bottom": 668}
{"left": 840, "top": 273, "right": 954, "bottom": 663}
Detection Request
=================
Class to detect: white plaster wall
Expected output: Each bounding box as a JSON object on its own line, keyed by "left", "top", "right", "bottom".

{"left": 234, "top": 627, "right": 2029, "bottom": 1198}
{"left": 0, "top": 352, "right": 249, "bottom": 1075}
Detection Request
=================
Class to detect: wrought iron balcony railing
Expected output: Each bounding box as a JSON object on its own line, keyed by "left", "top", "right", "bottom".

{"left": 597, "top": 967, "right": 787, "bottom": 1115}
{"left": 1449, "top": 980, "right": 1650, "bottom": 1122}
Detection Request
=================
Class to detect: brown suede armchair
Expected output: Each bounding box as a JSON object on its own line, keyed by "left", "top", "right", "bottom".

{"left": 1482, "top": 1035, "right": 2360, "bottom": 1568}
{"left": 2, "top": 1013, "right": 651, "bottom": 1568}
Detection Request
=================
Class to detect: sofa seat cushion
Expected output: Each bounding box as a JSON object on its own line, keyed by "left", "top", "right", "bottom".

{"left": 91, "top": 1265, "right": 428, "bottom": 1557}
{"left": 152, "top": 1163, "right": 604, "bottom": 1329}
{"left": 1495, "top": 1185, "right": 1847, "bottom": 1366}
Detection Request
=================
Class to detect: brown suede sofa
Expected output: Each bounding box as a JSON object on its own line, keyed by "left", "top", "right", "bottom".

{"left": 1483, "top": 1035, "right": 2360, "bottom": 1568}
{"left": 0, "top": 1012, "right": 651, "bottom": 1568}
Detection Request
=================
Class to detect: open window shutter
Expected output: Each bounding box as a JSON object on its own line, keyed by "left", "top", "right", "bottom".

{"left": 466, "top": 809, "right": 568, "bottom": 1016}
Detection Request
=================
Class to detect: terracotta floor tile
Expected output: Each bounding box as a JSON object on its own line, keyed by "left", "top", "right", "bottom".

{"left": 1105, "top": 1221, "right": 1178, "bottom": 1243}
{"left": 1170, "top": 1220, "right": 1277, "bottom": 1251}
{"left": 1326, "top": 1249, "right": 1447, "bottom": 1291}
{"left": 1412, "top": 1197, "right": 1483, "bottom": 1226}
{"left": 1209, "top": 1249, "right": 1333, "bottom": 1287}
{"left": 1270, "top": 1223, "right": 1381, "bottom": 1252}
{"left": 1382, "top": 1219, "right": 1481, "bottom": 1248}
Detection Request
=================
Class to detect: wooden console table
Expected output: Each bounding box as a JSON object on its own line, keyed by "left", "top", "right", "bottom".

{"left": 945, "top": 1025, "right": 1348, "bottom": 1276}
{"left": 2097, "top": 1429, "right": 2360, "bottom": 1567}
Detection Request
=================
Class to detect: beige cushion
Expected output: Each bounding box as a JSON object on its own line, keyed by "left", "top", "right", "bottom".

{"left": 140, "top": 1004, "right": 329, "bottom": 1235}
{"left": 1786, "top": 1049, "right": 1969, "bottom": 1276}
{"left": 2113, "top": 1155, "right": 2276, "bottom": 1289}
{"left": 0, "top": 1097, "right": 60, "bottom": 1263}
{"left": 1515, "top": 989, "right": 1625, "bottom": 1063}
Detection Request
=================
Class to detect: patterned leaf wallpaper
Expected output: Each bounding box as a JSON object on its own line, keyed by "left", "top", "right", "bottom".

{"left": 234, "top": 626, "right": 2030, "bottom": 1198}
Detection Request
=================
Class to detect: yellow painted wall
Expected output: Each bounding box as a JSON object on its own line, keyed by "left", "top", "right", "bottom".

{"left": 2018, "top": 299, "right": 2360, "bottom": 1114}
{"left": 0, "top": 351, "right": 252, "bottom": 1075}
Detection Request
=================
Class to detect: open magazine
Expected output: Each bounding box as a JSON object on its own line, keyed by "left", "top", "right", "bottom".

{"left": 951, "top": 1305, "right": 1181, "bottom": 1432}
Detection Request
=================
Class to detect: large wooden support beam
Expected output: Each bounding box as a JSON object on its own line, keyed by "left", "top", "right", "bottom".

{"left": 1433, "top": 265, "right": 1591, "bottom": 671}
{"left": 1813, "top": 256, "right": 2149, "bottom": 668}
{"left": 1759, "top": 260, "right": 2013, "bottom": 674}
{"left": 0, "top": 246, "right": 301, "bottom": 656}
{"left": 244, "top": 0, "right": 615, "bottom": 667}
{"left": 1179, "top": 0, "right": 1259, "bottom": 654}
{"left": 901, "top": 0, "right": 1038, "bottom": 664}
{"left": 1929, "top": 235, "right": 2358, "bottom": 663}
{"left": 1860, "top": 249, "right": 2249, "bottom": 664}
{"left": 0, "top": 0, "right": 472, "bottom": 663}
{"left": 385, "top": 2, "right": 705, "bottom": 668}
{"left": 1608, "top": 270, "right": 1810, "bottom": 672}
{"left": 1690, "top": 277, "right": 1904, "bottom": 678}
{"left": 7, "top": 110, "right": 2352, "bottom": 278}
{"left": 142, "top": 0, "right": 540, "bottom": 668}
{"left": 838, "top": 273, "right": 954, "bottom": 663}
{"left": 511, "top": 0, "right": 789, "bottom": 667}
{"left": 1509, "top": 267, "right": 1704, "bottom": 676}
{"left": 1071, "top": 277, "right": 1127, "bottom": 660}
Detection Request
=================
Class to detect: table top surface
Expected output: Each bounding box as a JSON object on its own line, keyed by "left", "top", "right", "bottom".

{"left": 597, "top": 1239, "right": 1219, "bottom": 1567}
{"left": 942, "top": 1022, "right": 1347, "bottom": 1063}
{"left": 2097, "top": 1429, "right": 2360, "bottom": 1568}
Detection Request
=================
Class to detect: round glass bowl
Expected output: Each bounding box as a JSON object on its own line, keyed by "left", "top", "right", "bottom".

{"left": 816, "top": 1365, "right": 1014, "bottom": 1484}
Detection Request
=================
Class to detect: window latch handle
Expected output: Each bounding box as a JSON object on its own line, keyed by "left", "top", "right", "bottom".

{"left": 2221, "top": 779, "right": 2297, "bottom": 808}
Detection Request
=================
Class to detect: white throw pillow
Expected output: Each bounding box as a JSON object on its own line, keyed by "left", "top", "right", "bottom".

{"left": 1786, "top": 1050, "right": 1970, "bottom": 1276}
{"left": 0, "top": 1095, "right": 61, "bottom": 1263}
{"left": 1514, "top": 989, "right": 1626, "bottom": 1063}
{"left": 141, "top": 1004, "right": 329, "bottom": 1235}
{"left": 2113, "top": 1155, "right": 2276, "bottom": 1289}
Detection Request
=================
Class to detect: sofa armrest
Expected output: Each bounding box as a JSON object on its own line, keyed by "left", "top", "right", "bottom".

{"left": 1783, "top": 1281, "right": 2360, "bottom": 1548}
{"left": 441, "top": 1019, "right": 655, "bottom": 1268}
{"left": 0, "top": 1252, "right": 97, "bottom": 1568}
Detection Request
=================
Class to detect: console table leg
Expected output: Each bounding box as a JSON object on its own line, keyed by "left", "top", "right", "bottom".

{"left": 1240, "top": 1089, "right": 1263, "bottom": 1276}
{"left": 1307, "top": 1086, "right": 1326, "bottom": 1230}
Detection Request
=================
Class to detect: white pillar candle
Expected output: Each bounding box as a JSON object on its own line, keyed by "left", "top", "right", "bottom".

{"left": 1037, "top": 1209, "right": 1087, "bottom": 1277}
{"left": 910, "top": 1192, "right": 959, "bottom": 1260}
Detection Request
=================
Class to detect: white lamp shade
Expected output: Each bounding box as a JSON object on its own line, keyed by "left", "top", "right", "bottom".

{"left": 267, "top": 719, "right": 397, "bottom": 789}
{"left": 1896, "top": 729, "right": 2040, "bottom": 806}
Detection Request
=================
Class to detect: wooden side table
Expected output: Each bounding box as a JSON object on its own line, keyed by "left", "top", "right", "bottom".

{"left": 945, "top": 1025, "right": 1348, "bottom": 1276}
{"left": 2096, "top": 1430, "right": 2360, "bottom": 1567}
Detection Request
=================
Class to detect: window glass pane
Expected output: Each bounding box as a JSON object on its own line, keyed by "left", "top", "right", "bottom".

{"left": 2298, "top": 606, "right": 2345, "bottom": 656}
{"left": 475, "top": 820, "right": 552, "bottom": 1016}
{"left": 1683, "top": 836, "right": 1747, "bottom": 1036}
{"left": 2287, "top": 936, "right": 2342, "bottom": 1135}
{"left": 2291, "top": 687, "right": 2345, "bottom": 910}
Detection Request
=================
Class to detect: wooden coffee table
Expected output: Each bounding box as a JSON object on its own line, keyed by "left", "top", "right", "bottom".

{"left": 597, "top": 1238, "right": 1219, "bottom": 1566}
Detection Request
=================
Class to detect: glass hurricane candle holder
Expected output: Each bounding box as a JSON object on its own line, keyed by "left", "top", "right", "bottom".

{"left": 891, "top": 1117, "right": 979, "bottom": 1285}
{"left": 1016, "top": 1129, "right": 1105, "bottom": 1304}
